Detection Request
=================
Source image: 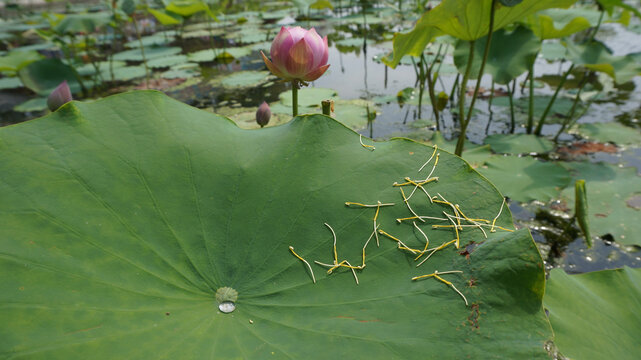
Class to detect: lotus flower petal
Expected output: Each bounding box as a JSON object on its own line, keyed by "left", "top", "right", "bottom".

{"left": 284, "top": 39, "right": 315, "bottom": 79}
{"left": 261, "top": 51, "right": 287, "bottom": 79}
{"left": 302, "top": 64, "right": 330, "bottom": 82}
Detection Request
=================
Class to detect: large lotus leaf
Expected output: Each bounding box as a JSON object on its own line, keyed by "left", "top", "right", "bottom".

{"left": 148, "top": 8, "right": 183, "bottom": 25}
{"left": 0, "top": 91, "right": 554, "bottom": 358}
{"left": 597, "top": 0, "right": 641, "bottom": 19}
{"left": 113, "top": 46, "right": 183, "bottom": 62}
{"left": 565, "top": 40, "right": 641, "bottom": 84}
{"left": 540, "top": 41, "right": 568, "bottom": 61}
{"left": 453, "top": 26, "right": 540, "bottom": 84}
{"left": 560, "top": 162, "right": 641, "bottom": 245}
{"left": 544, "top": 267, "right": 641, "bottom": 360}
{"left": 17, "top": 59, "right": 80, "bottom": 96}
{"left": 53, "top": 12, "right": 112, "bottom": 34}
{"left": 166, "top": 0, "right": 216, "bottom": 19}
{"left": 0, "top": 50, "right": 42, "bottom": 72}
{"left": 483, "top": 134, "right": 555, "bottom": 154}
{"left": 477, "top": 155, "right": 571, "bottom": 202}
{"left": 526, "top": 8, "right": 600, "bottom": 40}
{"left": 383, "top": 0, "right": 576, "bottom": 68}
{"left": 576, "top": 122, "right": 641, "bottom": 145}
{"left": 125, "top": 34, "right": 176, "bottom": 49}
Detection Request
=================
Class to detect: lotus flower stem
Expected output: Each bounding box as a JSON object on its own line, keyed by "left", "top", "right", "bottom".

{"left": 131, "top": 16, "right": 150, "bottom": 89}
{"left": 535, "top": 63, "right": 574, "bottom": 136}
{"left": 456, "top": 41, "right": 474, "bottom": 149}
{"left": 455, "top": 0, "right": 497, "bottom": 157}
{"left": 554, "top": 70, "right": 590, "bottom": 142}
{"left": 524, "top": 60, "right": 534, "bottom": 133}
{"left": 292, "top": 81, "right": 298, "bottom": 116}
{"left": 485, "top": 79, "right": 495, "bottom": 135}
{"left": 507, "top": 80, "right": 516, "bottom": 133}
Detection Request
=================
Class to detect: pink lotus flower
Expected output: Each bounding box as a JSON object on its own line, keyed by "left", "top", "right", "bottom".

{"left": 261, "top": 26, "right": 329, "bottom": 83}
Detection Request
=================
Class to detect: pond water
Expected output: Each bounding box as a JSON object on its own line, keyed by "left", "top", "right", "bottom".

{"left": 1, "top": 1, "right": 640, "bottom": 274}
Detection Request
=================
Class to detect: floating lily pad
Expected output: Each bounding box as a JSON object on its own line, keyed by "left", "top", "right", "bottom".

{"left": 212, "top": 71, "right": 271, "bottom": 88}
{"left": 12, "top": 97, "right": 47, "bottom": 112}
{"left": 0, "top": 76, "right": 23, "bottom": 90}
{"left": 75, "top": 61, "right": 127, "bottom": 77}
{"left": 484, "top": 134, "right": 555, "bottom": 154}
{"left": 478, "top": 155, "right": 571, "bottom": 202}
{"left": 576, "top": 122, "right": 641, "bottom": 145}
{"left": 110, "top": 65, "right": 147, "bottom": 81}
{"left": 161, "top": 63, "right": 200, "bottom": 79}
{"left": 147, "top": 55, "right": 189, "bottom": 69}
{"left": 492, "top": 95, "right": 584, "bottom": 124}
{"left": 560, "top": 162, "right": 641, "bottom": 245}
{"left": 544, "top": 267, "right": 641, "bottom": 360}
{"left": 113, "top": 46, "right": 182, "bottom": 62}
{"left": 124, "top": 34, "right": 176, "bottom": 48}
{"left": 187, "top": 46, "right": 253, "bottom": 62}
{"left": 214, "top": 104, "right": 291, "bottom": 129}
{"left": 0, "top": 90, "right": 552, "bottom": 358}
{"left": 278, "top": 87, "right": 338, "bottom": 107}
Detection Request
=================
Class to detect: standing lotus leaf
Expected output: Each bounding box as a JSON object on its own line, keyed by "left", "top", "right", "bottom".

{"left": 499, "top": 0, "right": 524, "bottom": 6}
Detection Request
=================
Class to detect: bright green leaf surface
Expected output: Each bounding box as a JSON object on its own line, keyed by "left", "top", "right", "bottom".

{"left": 574, "top": 179, "right": 591, "bottom": 247}
{"left": 478, "top": 155, "right": 571, "bottom": 202}
{"left": 526, "top": 8, "right": 599, "bottom": 40}
{"left": 453, "top": 26, "right": 540, "bottom": 84}
{"left": 544, "top": 267, "right": 641, "bottom": 360}
{"left": 484, "top": 134, "right": 555, "bottom": 154}
{"left": 0, "top": 91, "right": 552, "bottom": 359}
{"left": 565, "top": 40, "right": 641, "bottom": 84}
{"left": 560, "top": 162, "right": 641, "bottom": 245}
{"left": 148, "top": 8, "right": 183, "bottom": 25}
{"left": 384, "top": 0, "right": 575, "bottom": 68}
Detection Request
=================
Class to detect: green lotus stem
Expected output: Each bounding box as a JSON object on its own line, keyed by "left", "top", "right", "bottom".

{"left": 485, "top": 78, "right": 495, "bottom": 135}
{"left": 527, "top": 59, "right": 535, "bottom": 134}
{"left": 321, "top": 100, "right": 332, "bottom": 116}
{"left": 534, "top": 63, "right": 574, "bottom": 136}
{"left": 554, "top": 71, "right": 590, "bottom": 142}
{"left": 455, "top": 0, "right": 497, "bottom": 157}
{"left": 417, "top": 55, "right": 426, "bottom": 119}
{"left": 292, "top": 81, "right": 298, "bottom": 116}
{"left": 507, "top": 80, "right": 516, "bottom": 133}
{"left": 450, "top": 73, "right": 460, "bottom": 111}
{"left": 456, "top": 41, "right": 475, "bottom": 135}
{"left": 426, "top": 45, "right": 444, "bottom": 131}
{"left": 132, "top": 16, "right": 150, "bottom": 88}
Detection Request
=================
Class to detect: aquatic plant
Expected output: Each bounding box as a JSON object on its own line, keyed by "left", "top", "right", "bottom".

{"left": 261, "top": 26, "right": 330, "bottom": 116}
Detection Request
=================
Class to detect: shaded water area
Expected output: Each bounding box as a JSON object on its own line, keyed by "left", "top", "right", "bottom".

{"left": 1, "top": 1, "right": 640, "bottom": 274}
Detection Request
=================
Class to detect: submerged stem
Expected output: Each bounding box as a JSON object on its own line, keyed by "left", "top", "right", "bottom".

{"left": 455, "top": 0, "right": 497, "bottom": 156}
{"left": 527, "top": 59, "right": 535, "bottom": 134}
{"left": 534, "top": 63, "right": 574, "bottom": 136}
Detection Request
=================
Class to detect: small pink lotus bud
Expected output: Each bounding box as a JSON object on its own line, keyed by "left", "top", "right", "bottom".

{"left": 47, "top": 80, "right": 72, "bottom": 112}
{"left": 256, "top": 101, "right": 271, "bottom": 128}
{"left": 260, "top": 26, "right": 330, "bottom": 82}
